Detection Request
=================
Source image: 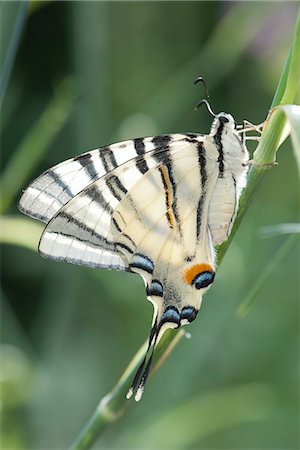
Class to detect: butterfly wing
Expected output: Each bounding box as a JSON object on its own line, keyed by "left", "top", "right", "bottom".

{"left": 18, "top": 135, "right": 189, "bottom": 224}
{"left": 37, "top": 135, "right": 203, "bottom": 271}
{"left": 111, "top": 140, "right": 219, "bottom": 309}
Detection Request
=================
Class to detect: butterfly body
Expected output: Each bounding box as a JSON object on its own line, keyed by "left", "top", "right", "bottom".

{"left": 19, "top": 111, "right": 249, "bottom": 400}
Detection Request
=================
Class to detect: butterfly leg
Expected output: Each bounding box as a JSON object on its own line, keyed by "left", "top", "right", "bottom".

{"left": 243, "top": 159, "right": 278, "bottom": 168}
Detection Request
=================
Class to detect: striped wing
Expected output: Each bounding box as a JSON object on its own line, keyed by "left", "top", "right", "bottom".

{"left": 37, "top": 134, "right": 205, "bottom": 271}
{"left": 111, "top": 143, "right": 219, "bottom": 308}
{"left": 19, "top": 134, "right": 193, "bottom": 224}
{"left": 111, "top": 153, "right": 201, "bottom": 273}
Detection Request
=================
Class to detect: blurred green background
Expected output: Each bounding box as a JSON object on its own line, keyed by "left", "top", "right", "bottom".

{"left": 1, "top": 1, "right": 299, "bottom": 449}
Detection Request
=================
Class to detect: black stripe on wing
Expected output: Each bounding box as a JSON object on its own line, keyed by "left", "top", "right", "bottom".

{"left": 86, "top": 185, "right": 114, "bottom": 214}
{"left": 47, "top": 212, "right": 117, "bottom": 252}
{"left": 99, "top": 147, "right": 115, "bottom": 173}
{"left": 105, "top": 175, "right": 128, "bottom": 202}
{"left": 47, "top": 170, "right": 74, "bottom": 198}
{"left": 214, "top": 123, "right": 225, "bottom": 178}
{"left": 134, "top": 138, "right": 149, "bottom": 174}
{"left": 152, "top": 135, "right": 172, "bottom": 163}
{"left": 196, "top": 142, "right": 207, "bottom": 238}
{"left": 74, "top": 154, "right": 99, "bottom": 181}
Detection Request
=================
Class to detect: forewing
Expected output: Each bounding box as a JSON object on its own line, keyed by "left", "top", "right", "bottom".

{"left": 38, "top": 135, "right": 200, "bottom": 271}
{"left": 18, "top": 134, "right": 190, "bottom": 224}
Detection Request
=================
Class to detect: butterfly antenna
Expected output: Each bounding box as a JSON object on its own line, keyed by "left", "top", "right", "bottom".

{"left": 194, "top": 77, "right": 216, "bottom": 116}
{"left": 195, "top": 98, "right": 217, "bottom": 117}
{"left": 194, "top": 76, "right": 210, "bottom": 99}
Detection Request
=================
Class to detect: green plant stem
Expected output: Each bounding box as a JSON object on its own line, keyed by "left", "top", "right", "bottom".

{"left": 70, "top": 329, "right": 186, "bottom": 450}
{"left": 70, "top": 8, "right": 300, "bottom": 450}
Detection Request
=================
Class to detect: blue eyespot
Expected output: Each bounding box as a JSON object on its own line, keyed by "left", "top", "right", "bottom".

{"left": 180, "top": 306, "right": 198, "bottom": 323}
{"left": 192, "top": 271, "right": 215, "bottom": 290}
{"left": 162, "top": 307, "right": 180, "bottom": 325}
{"left": 146, "top": 280, "right": 163, "bottom": 297}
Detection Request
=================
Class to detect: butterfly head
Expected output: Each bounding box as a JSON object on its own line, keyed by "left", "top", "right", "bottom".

{"left": 210, "top": 112, "right": 236, "bottom": 136}
{"left": 196, "top": 99, "right": 236, "bottom": 134}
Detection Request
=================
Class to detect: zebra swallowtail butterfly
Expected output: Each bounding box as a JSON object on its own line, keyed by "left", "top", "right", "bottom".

{"left": 19, "top": 92, "right": 249, "bottom": 401}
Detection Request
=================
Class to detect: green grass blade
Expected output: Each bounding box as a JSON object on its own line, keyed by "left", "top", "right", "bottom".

{"left": 0, "top": 216, "right": 43, "bottom": 251}
{"left": 0, "top": 76, "right": 78, "bottom": 214}
{"left": 259, "top": 223, "right": 300, "bottom": 238}
{"left": 277, "top": 104, "right": 300, "bottom": 177}
{"left": 237, "top": 235, "right": 298, "bottom": 318}
{"left": 0, "top": 1, "right": 29, "bottom": 105}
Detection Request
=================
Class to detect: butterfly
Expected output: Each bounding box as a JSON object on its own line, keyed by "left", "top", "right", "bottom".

{"left": 18, "top": 93, "right": 249, "bottom": 401}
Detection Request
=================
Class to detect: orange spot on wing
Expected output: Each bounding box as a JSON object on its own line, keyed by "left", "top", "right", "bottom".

{"left": 183, "top": 263, "right": 214, "bottom": 285}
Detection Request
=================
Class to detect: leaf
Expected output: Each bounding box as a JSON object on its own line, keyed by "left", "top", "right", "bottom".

{"left": 259, "top": 223, "right": 300, "bottom": 238}
{"left": 277, "top": 104, "right": 300, "bottom": 177}
{"left": 0, "top": 1, "right": 29, "bottom": 105}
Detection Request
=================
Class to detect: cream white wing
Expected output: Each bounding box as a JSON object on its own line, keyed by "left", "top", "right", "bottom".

{"left": 205, "top": 125, "right": 249, "bottom": 245}
{"left": 37, "top": 135, "right": 203, "bottom": 271}
{"left": 18, "top": 134, "right": 192, "bottom": 224}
